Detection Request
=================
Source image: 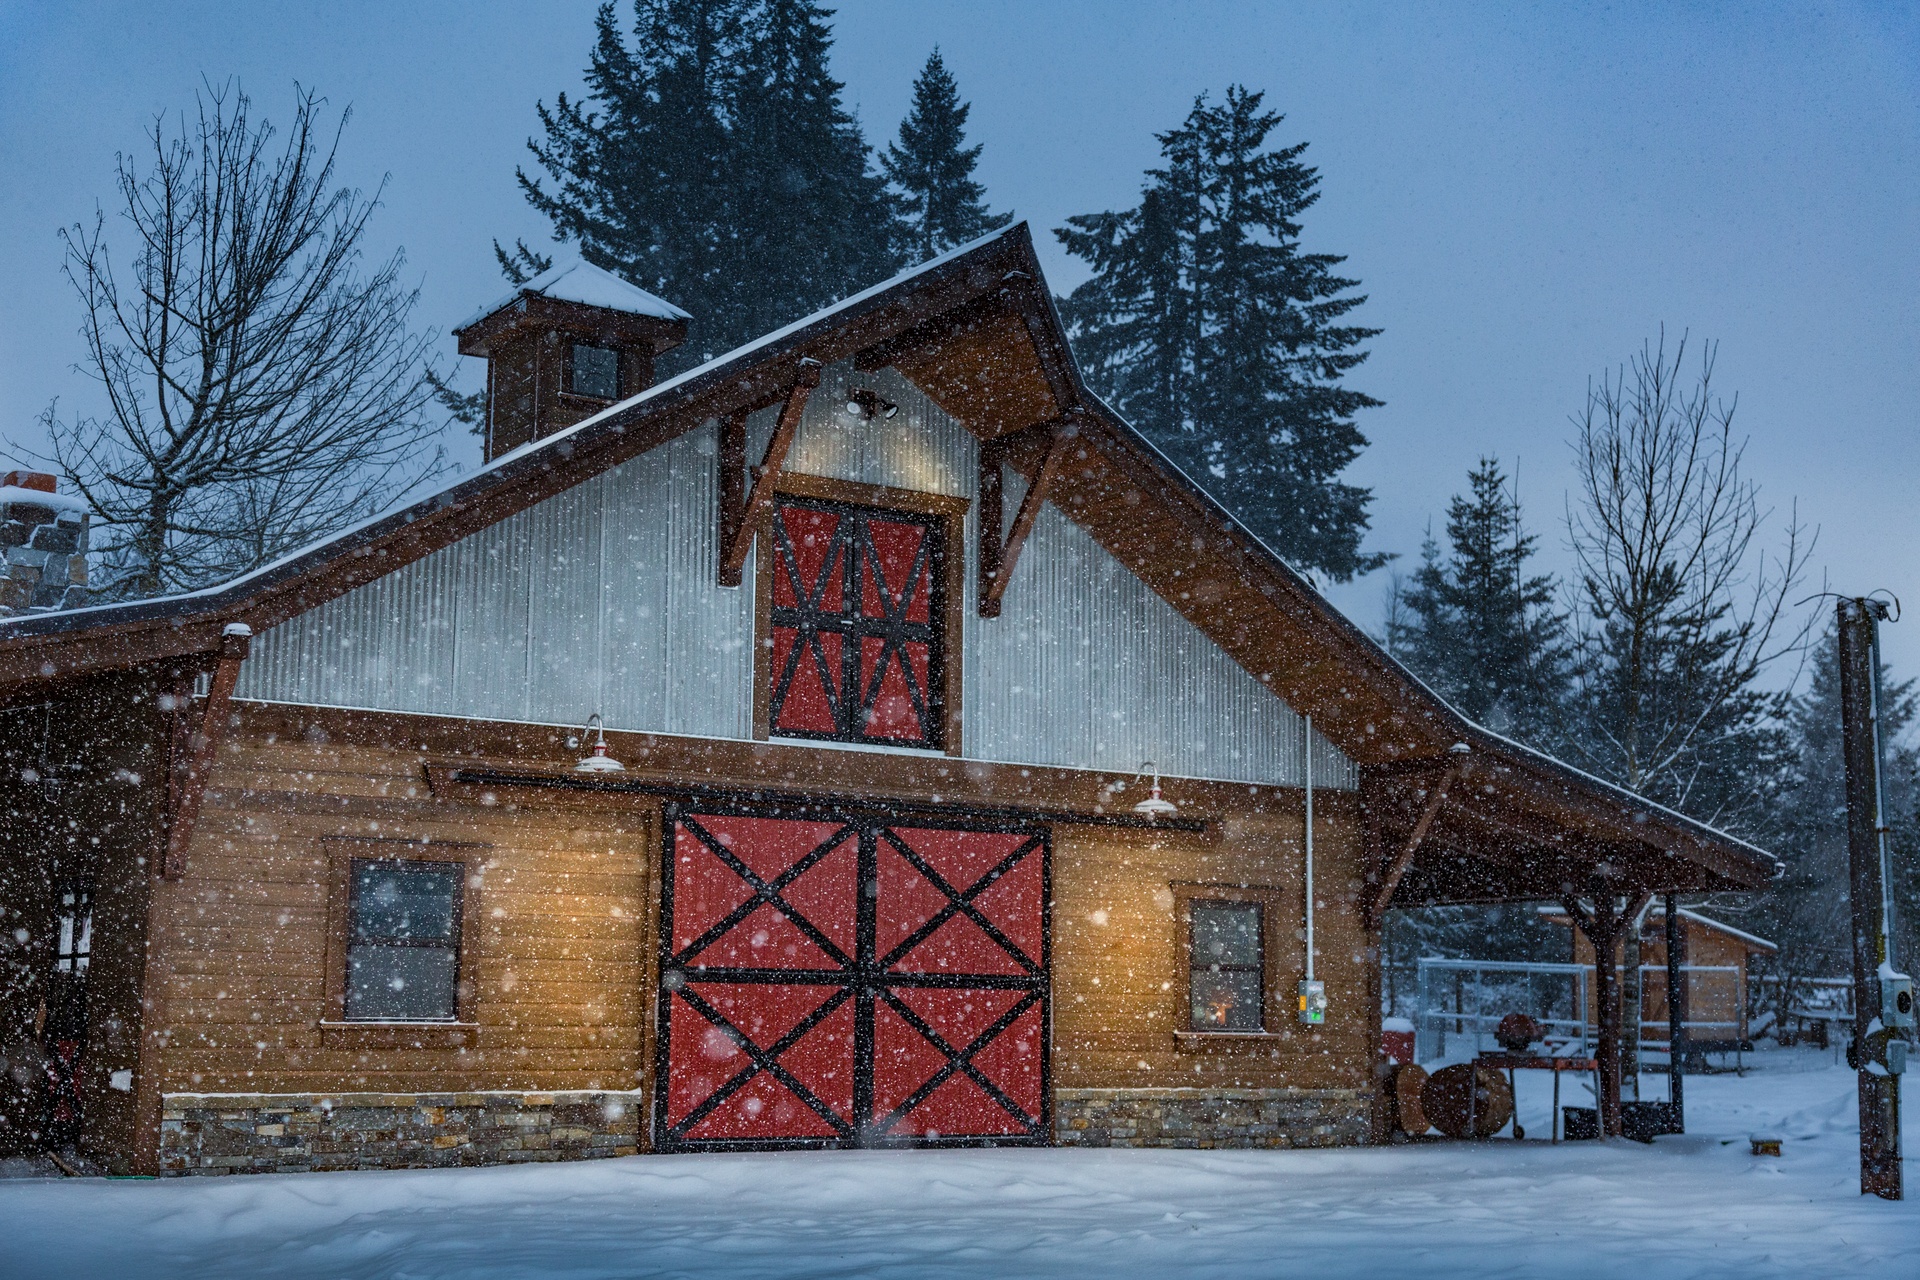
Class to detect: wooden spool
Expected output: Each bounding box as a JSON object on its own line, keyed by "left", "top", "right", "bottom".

{"left": 1420, "top": 1063, "right": 1514, "bottom": 1140}
{"left": 1392, "top": 1063, "right": 1430, "bottom": 1135}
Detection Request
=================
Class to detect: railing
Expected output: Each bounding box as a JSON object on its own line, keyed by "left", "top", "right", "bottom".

{"left": 1414, "top": 958, "right": 1591, "bottom": 1064}
{"left": 1632, "top": 963, "right": 1742, "bottom": 1049}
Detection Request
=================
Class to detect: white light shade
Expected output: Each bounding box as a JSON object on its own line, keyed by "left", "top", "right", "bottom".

{"left": 575, "top": 714, "right": 625, "bottom": 772}
{"left": 1132, "top": 762, "right": 1177, "bottom": 819}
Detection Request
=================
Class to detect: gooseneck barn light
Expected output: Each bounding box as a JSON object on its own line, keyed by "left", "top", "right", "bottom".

{"left": 1132, "top": 762, "right": 1178, "bottom": 821}
{"left": 574, "top": 714, "right": 626, "bottom": 773}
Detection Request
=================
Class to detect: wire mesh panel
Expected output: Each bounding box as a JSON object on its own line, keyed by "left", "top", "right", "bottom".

{"left": 1413, "top": 958, "right": 1592, "bottom": 1063}
{"left": 656, "top": 804, "right": 1049, "bottom": 1150}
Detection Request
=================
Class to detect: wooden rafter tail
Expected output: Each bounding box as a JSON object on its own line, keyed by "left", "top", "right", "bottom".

{"left": 980, "top": 417, "right": 1074, "bottom": 618}
{"left": 162, "top": 624, "right": 252, "bottom": 879}
{"left": 1365, "top": 763, "right": 1460, "bottom": 928}
{"left": 719, "top": 361, "right": 821, "bottom": 586}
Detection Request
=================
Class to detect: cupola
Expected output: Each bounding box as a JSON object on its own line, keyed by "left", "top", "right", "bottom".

{"left": 454, "top": 262, "right": 690, "bottom": 461}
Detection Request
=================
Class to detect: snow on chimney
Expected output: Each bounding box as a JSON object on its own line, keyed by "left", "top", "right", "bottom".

{"left": 1, "top": 472, "right": 90, "bottom": 613}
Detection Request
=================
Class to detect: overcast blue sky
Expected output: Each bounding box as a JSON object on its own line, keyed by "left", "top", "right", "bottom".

{"left": 3, "top": 1, "right": 1916, "bottom": 675}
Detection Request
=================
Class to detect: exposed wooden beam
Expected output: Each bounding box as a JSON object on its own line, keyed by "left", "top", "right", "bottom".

{"left": 978, "top": 438, "right": 1006, "bottom": 608}
{"left": 717, "top": 408, "right": 748, "bottom": 584}
{"left": 1001, "top": 275, "right": 1080, "bottom": 412}
{"left": 719, "top": 361, "right": 821, "bottom": 587}
{"left": 852, "top": 290, "right": 1006, "bottom": 373}
{"left": 1365, "top": 763, "right": 1460, "bottom": 928}
{"left": 980, "top": 418, "right": 1074, "bottom": 617}
{"left": 162, "top": 623, "right": 251, "bottom": 879}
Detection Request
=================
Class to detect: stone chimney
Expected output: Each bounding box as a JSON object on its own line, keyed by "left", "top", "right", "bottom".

{"left": 0, "top": 472, "right": 89, "bottom": 614}
{"left": 454, "top": 262, "right": 690, "bottom": 463}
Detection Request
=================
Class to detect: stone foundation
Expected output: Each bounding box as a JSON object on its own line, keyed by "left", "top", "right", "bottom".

{"left": 159, "top": 1090, "right": 643, "bottom": 1175}
{"left": 1053, "top": 1087, "right": 1369, "bottom": 1149}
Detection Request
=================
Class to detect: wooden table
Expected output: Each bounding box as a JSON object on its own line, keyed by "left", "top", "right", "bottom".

{"left": 1475, "top": 1053, "right": 1600, "bottom": 1142}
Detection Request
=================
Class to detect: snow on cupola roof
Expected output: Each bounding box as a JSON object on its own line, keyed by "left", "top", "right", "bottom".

{"left": 459, "top": 260, "right": 691, "bottom": 330}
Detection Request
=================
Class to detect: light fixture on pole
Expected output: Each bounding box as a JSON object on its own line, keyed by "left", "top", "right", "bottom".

{"left": 1132, "top": 762, "right": 1177, "bottom": 821}
{"left": 574, "top": 713, "right": 625, "bottom": 773}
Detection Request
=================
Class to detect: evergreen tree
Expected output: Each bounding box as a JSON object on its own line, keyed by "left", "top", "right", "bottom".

{"left": 1057, "top": 86, "right": 1384, "bottom": 580}
{"left": 728, "top": 0, "right": 901, "bottom": 339}
{"left": 518, "top": 1, "right": 902, "bottom": 368}
{"left": 1388, "top": 457, "right": 1569, "bottom": 743}
{"left": 882, "top": 49, "right": 1011, "bottom": 262}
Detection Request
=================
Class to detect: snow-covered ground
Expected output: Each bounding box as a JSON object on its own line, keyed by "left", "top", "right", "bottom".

{"left": 1, "top": 1047, "right": 1913, "bottom": 1279}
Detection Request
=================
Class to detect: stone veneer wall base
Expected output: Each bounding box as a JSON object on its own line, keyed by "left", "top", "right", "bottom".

{"left": 159, "top": 1091, "right": 642, "bottom": 1175}
{"left": 1052, "top": 1087, "right": 1369, "bottom": 1149}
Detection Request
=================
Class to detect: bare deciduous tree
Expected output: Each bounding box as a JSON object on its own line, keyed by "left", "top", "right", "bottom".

{"left": 1565, "top": 330, "right": 1813, "bottom": 832}
{"left": 30, "top": 82, "right": 445, "bottom": 600}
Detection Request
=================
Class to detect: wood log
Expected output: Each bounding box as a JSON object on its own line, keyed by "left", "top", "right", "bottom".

{"left": 1392, "top": 1063, "right": 1431, "bottom": 1135}
{"left": 1420, "top": 1063, "right": 1514, "bottom": 1139}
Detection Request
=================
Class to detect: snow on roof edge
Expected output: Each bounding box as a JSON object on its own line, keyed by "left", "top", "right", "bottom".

{"left": 458, "top": 260, "right": 691, "bottom": 329}
{"left": 1536, "top": 903, "right": 1778, "bottom": 949}
{"left": 0, "top": 221, "right": 1786, "bottom": 882}
{"left": 1075, "top": 391, "right": 1781, "bottom": 877}
{"left": 0, "top": 227, "right": 1029, "bottom": 632}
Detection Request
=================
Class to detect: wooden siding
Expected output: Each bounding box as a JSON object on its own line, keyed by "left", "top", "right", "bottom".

{"left": 148, "top": 703, "right": 1376, "bottom": 1132}
{"left": 1051, "top": 799, "right": 1374, "bottom": 1094}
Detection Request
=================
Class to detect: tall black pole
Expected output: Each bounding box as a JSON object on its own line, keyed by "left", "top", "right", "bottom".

{"left": 1665, "top": 892, "right": 1684, "bottom": 1131}
{"left": 1837, "top": 596, "right": 1902, "bottom": 1200}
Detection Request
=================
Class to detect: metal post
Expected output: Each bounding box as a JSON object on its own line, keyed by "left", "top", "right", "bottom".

{"left": 1665, "top": 893, "right": 1684, "bottom": 1132}
{"left": 1838, "top": 596, "right": 1902, "bottom": 1200}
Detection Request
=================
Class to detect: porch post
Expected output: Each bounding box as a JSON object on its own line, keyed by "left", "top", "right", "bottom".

{"left": 1591, "top": 911, "right": 1624, "bottom": 1137}
{"left": 1565, "top": 888, "right": 1650, "bottom": 1138}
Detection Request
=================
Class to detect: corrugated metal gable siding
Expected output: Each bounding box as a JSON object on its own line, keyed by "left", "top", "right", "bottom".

{"left": 237, "top": 364, "right": 1355, "bottom": 789}
{"left": 235, "top": 428, "right": 756, "bottom": 740}
{"left": 963, "top": 503, "right": 1353, "bottom": 788}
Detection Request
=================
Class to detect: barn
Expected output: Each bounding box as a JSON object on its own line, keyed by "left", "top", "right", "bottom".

{"left": 0, "top": 226, "right": 1777, "bottom": 1175}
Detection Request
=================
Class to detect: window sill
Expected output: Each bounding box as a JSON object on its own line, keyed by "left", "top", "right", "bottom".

{"left": 319, "top": 1021, "right": 478, "bottom": 1050}
{"left": 1173, "top": 1030, "right": 1287, "bottom": 1051}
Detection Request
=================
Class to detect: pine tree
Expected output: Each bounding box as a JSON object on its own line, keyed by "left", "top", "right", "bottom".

{"left": 520, "top": 2, "right": 741, "bottom": 365}
{"left": 727, "top": 0, "right": 901, "bottom": 339}
{"left": 882, "top": 49, "right": 1010, "bottom": 262}
{"left": 518, "top": 1, "right": 902, "bottom": 368}
{"left": 1057, "top": 87, "right": 1383, "bottom": 580}
{"left": 1388, "top": 457, "right": 1569, "bottom": 743}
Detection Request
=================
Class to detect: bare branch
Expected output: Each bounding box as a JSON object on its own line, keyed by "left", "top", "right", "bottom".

{"left": 19, "top": 81, "right": 449, "bottom": 599}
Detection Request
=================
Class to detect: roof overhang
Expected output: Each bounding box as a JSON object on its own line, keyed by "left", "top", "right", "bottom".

{"left": 0, "top": 224, "right": 1780, "bottom": 897}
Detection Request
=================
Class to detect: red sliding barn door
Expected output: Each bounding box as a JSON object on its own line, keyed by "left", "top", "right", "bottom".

{"left": 656, "top": 805, "right": 1049, "bottom": 1149}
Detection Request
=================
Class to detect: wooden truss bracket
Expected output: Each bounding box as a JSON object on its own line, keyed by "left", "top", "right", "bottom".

{"left": 162, "top": 623, "right": 251, "bottom": 880}
{"left": 978, "top": 417, "right": 1074, "bottom": 618}
{"left": 719, "top": 360, "right": 822, "bottom": 587}
{"left": 1364, "top": 761, "right": 1461, "bottom": 929}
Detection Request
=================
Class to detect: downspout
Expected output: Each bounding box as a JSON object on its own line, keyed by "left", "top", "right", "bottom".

{"left": 1305, "top": 713, "right": 1314, "bottom": 986}
{"left": 1299, "top": 715, "right": 1326, "bottom": 1025}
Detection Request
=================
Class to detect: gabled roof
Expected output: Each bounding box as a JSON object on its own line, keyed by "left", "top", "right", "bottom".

{"left": 460, "top": 260, "right": 691, "bottom": 329}
{"left": 0, "top": 224, "right": 1780, "bottom": 898}
{"left": 1541, "top": 904, "right": 1778, "bottom": 953}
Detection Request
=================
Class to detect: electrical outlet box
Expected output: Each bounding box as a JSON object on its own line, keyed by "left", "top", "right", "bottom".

{"left": 1883, "top": 971, "right": 1915, "bottom": 1030}
{"left": 1298, "top": 979, "right": 1327, "bottom": 1026}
